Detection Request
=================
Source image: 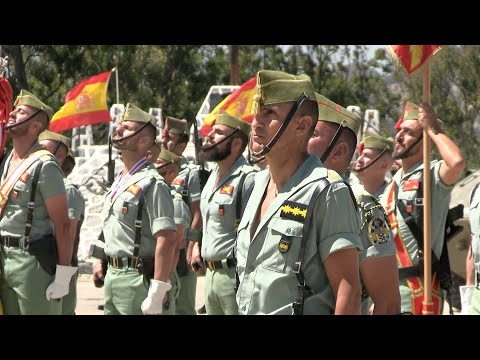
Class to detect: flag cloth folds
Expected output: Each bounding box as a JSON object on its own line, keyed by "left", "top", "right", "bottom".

{"left": 387, "top": 45, "right": 441, "bottom": 76}
{"left": 49, "top": 71, "right": 112, "bottom": 133}
{"left": 200, "top": 76, "right": 256, "bottom": 137}
{"left": 0, "top": 77, "right": 13, "bottom": 159}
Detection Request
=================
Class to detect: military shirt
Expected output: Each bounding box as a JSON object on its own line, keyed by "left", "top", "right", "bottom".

{"left": 64, "top": 178, "right": 85, "bottom": 221}
{"left": 103, "top": 164, "right": 176, "bottom": 258}
{"left": 171, "top": 158, "right": 201, "bottom": 205}
{"left": 0, "top": 143, "right": 66, "bottom": 238}
{"left": 200, "top": 155, "right": 256, "bottom": 261}
{"left": 236, "top": 155, "right": 363, "bottom": 315}
{"left": 375, "top": 181, "right": 388, "bottom": 201}
{"left": 381, "top": 159, "right": 453, "bottom": 262}
{"left": 172, "top": 190, "right": 192, "bottom": 229}
{"left": 470, "top": 184, "right": 480, "bottom": 274}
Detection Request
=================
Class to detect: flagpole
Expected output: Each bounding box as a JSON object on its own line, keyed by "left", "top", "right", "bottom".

{"left": 422, "top": 61, "right": 433, "bottom": 315}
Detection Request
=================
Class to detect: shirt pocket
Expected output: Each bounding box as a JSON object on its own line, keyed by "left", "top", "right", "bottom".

{"left": 212, "top": 195, "right": 234, "bottom": 222}
{"left": 261, "top": 217, "right": 304, "bottom": 273}
{"left": 11, "top": 181, "right": 29, "bottom": 206}
{"left": 116, "top": 192, "right": 140, "bottom": 226}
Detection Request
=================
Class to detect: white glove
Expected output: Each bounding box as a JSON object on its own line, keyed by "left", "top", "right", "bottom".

{"left": 141, "top": 279, "right": 172, "bottom": 315}
{"left": 460, "top": 285, "right": 475, "bottom": 315}
{"left": 46, "top": 265, "right": 78, "bottom": 301}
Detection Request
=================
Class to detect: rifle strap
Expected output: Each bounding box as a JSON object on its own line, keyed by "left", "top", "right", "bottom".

{"left": 292, "top": 178, "right": 330, "bottom": 315}
{"left": 23, "top": 160, "right": 44, "bottom": 240}
{"left": 132, "top": 177, "right": 156, "bottom": 262}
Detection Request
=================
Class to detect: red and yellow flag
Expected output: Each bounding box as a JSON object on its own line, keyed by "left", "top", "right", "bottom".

{"left": 0, "top": 77, "right": 13, "bottom": 158}
{"left": 387, "top": 45, "right": 441, "bottom": 76}
{"left": 200, "top": 77, "right": 256, "bottom": 137}
{"left": 49, "top": 71, "right": 112, "bottom": 133}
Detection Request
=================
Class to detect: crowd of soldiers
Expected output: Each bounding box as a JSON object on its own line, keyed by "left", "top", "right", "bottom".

{"left": 0, "top": 69, "right": 478, "bottom": 315}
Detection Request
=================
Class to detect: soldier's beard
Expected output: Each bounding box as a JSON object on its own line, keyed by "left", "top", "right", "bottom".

{"left": 198, "top": 138, "right": 233, "bottom": 162}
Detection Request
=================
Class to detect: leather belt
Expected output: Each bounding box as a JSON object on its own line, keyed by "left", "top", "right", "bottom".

{"left": 204, "top": 258, "right": 236, "bottom": 271}
{"left": 0, "top": 236, "right": 22, "bottom": 248}
{"left": 107, "top": 255, "right": 140, "bottom": 269}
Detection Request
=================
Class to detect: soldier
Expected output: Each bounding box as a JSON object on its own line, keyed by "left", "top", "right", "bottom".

{"left": 193, "top": 110, "right": 256, "bottom": 315}
{"left": 236, "top": 70, "right": 362, "bottom": 315}
{"left": 38, "top": 130, "right": 85, "bottom": 315}
{"left": 154, "top": 147, "right": 191, "bottom": 315}
{"left": 353, "top": 133, "right": 394, "bottom": 200}
{"left": 307, "top": 93, "right": 400, "bottom": 314}
{"left": 92, "top": 103, "right": 176, "bottom": 315}
{"left": 62, "top": 149, "right": 76, "bottom": 177}
{"left": 381, "top": 101, "right": 465, "bottom": 315}
{"left": 0, "top": 90, "right": 76, "bottom": 315}
{"left": 162, "top": 116, "right": 202, "bottom": 315}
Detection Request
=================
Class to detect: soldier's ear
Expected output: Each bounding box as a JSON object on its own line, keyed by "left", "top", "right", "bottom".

{"left": 296, "top": 115, "right": 312, "bottom": 136}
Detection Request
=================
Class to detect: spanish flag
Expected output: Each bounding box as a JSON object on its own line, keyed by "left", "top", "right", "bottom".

{"left": 49, "top": 71, "right": 112, "bottom": 133}
{"left": 387, "top": 45, "right": 441, "bottom": 76}
{"left": 200, "top": 76, "right": 256, "bottom": 137}
{"left": 0, "top": 77, "right": 12, "bottom": 158}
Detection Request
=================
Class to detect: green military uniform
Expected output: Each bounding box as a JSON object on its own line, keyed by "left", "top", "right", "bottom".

{"left": 467, "top": 184, "right": 480, "bottom": 314}
{"left": 381, "top": 103, "right": 453, "bottom": 314}
{"left": 38, "top": 130, "right": 86, "bottom": 315}
{"left": 351, "top": 184, "right": 396, "bottom": 314}
{"left": 315, "top": 93, "right": 397, "bottom": 315}
{"left": 200, "top": 112, "right": 255, "bottom": 315}
{"left": 102, "top": 103, "right": 176, "bottom": 315}
{"left": 62, "top": 178, "right": 85, "bottom": 315}
{"left": 165, "top": 116, "right": 202, "bottom": 315}
{"left": 236, "top": 71, "right": 362, "bottom": 315}
{"left": 0, "top": 144, "right": 66, "bottom": 315}
{"left": 0, "top": 91, "right": 67, "bottom": 315}
{"left": 236, "top": 157, "right": 362, "bottom": 314}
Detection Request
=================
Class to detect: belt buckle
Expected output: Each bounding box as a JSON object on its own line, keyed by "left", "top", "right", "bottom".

{"left": 207, "top": 260, "right": 215, "bottom": 271}
{"left": 414, "top": 198, "right": 424, "bottom": 206}
{"left": 112, "top": 257, "right": 119, "bottom": 268}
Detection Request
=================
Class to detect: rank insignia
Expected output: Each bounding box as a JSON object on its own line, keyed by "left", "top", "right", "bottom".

{"left": 220, "top": 184, "right": 234, "bottom": 195}
{"left": 327, "top": 170, "right": 342, "bottom": 182}
{"left": 172, "top": 178, "right": 184, "bottom": 186}
{"left": 127, "top": 184, "right": 141, "bottom": 196}
{"left": 280, "top": 201, "right": 307, "bottom": 223}
{"left": 402, "top": 179, "right": 419, "bottom": 191}
{"left": 219, "top": 204, "right": 225, "bottom": 216}
{"left": 368, "top": 217, "right": 390, "bottom": 244}
{"left": 20, "top": 172, "right": 29, "bottom": 183}
{"left": 278, "top": 238, "right": 291, "bottom": 253}
{"left": 13, "top": 191, "right": 18, "bottom": 199}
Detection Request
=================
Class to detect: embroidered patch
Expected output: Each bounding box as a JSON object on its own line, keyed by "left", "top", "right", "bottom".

{"left": 368, "top": 217, "right": 390, "bottom": 244}
{"left": 122, "top": 206, "right": 128, "bottom": 214}
{"left": 13, "top": 191, "right": 19, "bottom": 198}
{"left": 219, "top": 204, "right": 225, "bottom": 216}
{"left": 280, "top": 201, "right": 307, "bottom": 223}
{"left": 220, "top": 184, "right": 234, "bottom": 195}
{"left": 278, "top": 238, "right": 291, "bottom": 253}
{"left": 127, "top": 184, "right": 141, "bottom": 195}
{"left": 406, "top": 204, "right": 413, "bottom": 213}
{"left": 327, "top": 170, "right": 342, "bottom": 182}
{"left": 172, "top": 178, "right": 184, "bottom": 186}
{"left": 20, "top": 172, "right": 29, "bottom": 183}
{"left": 402, "top": 179, "right": 419, "bottom": 191}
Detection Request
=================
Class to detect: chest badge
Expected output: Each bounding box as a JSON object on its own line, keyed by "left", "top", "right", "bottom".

{"left": 20, "top": 172, "right": 29, "bottom": 183}
{"left": 219, "top": 204, "right": 225, "bottom": 216}
{"left": 220, "top": 184, "right": 234, "bottom": 195}
{"left": 368, "top": 217, "right": 389, "bottom": 244}
{"left": 13, "top": 191, "right": 19, "bottom": 199}
{"left": 280, "top": 200, "right": 307, "bottom": 223}
{"left": 402, "top": 179, "right": 419, "bottom": 191}
{"left": 278, "top": 238, "right": 291, "bottom": 253}
{"left": 127, "top": 184, "right": 141, "bottom": 196}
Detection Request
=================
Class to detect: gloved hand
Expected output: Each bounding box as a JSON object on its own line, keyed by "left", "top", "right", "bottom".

{"left": 460, "top": 285, "right": 475, "bottom": 315}
{"left": 141, "top": 279, "right": 172, "bottom": 315}
{"left": 46, "top": 265, "right": 78, "bottom": 301}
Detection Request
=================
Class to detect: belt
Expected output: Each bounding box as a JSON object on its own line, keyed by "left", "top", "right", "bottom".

{"left": 204, "top": 258, "right": 236, "bottom": 271}
{"left": 107, "top": 255, "right": 140, "bottom": 269}
{"left": 0, "top": 236, "right": 23, "bottom": 248}
{"left": 398, "top": 261, "right": 440, "bottom": 280}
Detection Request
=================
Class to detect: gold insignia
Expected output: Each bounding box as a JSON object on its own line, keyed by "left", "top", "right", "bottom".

{"left": 368, "top": 217, "right": 390, "bottom": 244}
{"left": 278, "top": 239, "right": 290, "bottom": 253}
{"left": 327, "top": 170, "right": 341, "bottom": 182}
{"left": 280, "top": 200, "right": 307, "bottom": 223}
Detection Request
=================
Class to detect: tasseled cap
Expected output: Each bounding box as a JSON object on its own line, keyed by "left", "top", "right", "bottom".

{"left": 316, "top": 92, "right": 361, "bottom": 135}
{"left": 394, "top": 101, "right": 420, "bottom": 130}
{"left": 357, "top": 133, "right": 394, "bottom": 153}
{"left": 164, "top": 116, "right": 188, "bottom": 134}
{"left": 216, "top": 110, "right": 251, "bottom": 136}
{"left": 252, "top": 70, "right": 316, "bottom": 114}
{"left": 38, "top": 129, "right": 71, "bottom": 148}
{"left": 14, "top": 89, "right": 54, "bottom": 120}
{"left": 158, "top": 147, "right": 183, "bottom": 167}
{"left": 119, "top": 103, "right": 157, "bottom": 127}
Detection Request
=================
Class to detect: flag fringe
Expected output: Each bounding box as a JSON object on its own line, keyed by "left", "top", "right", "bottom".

{"left": 386, "top": 46, "right": 409, "bottom": 76}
